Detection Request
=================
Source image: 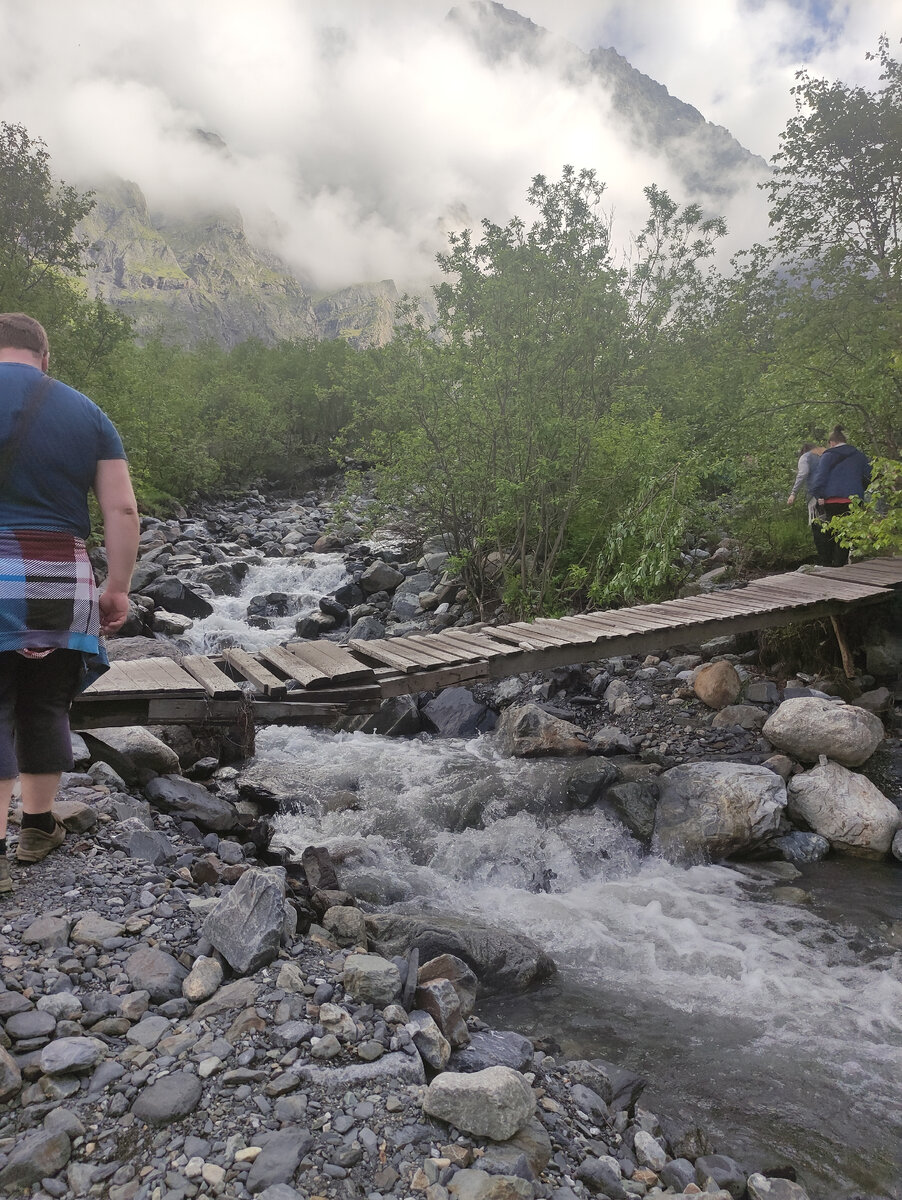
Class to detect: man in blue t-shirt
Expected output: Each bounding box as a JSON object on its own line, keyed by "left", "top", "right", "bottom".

{"left": 0, "top": 312, "right": 140, "bottom": 891}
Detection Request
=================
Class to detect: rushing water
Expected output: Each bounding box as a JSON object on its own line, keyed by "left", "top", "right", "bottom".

{"left": 185, "top": 552, "right": 902, "bottom": 1198}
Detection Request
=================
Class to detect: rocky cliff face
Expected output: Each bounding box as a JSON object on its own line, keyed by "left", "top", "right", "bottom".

{"left": 448, "top": 1, "right": 767, "bottom": 196}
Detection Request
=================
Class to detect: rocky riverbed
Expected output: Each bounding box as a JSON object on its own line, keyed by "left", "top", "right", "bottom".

{"left": 1, "top": 486, "right": 900, "bottom": 1200}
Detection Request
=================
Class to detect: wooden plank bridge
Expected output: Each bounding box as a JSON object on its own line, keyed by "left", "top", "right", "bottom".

{"left": 69, "top": 558, "right": 902, "bottom": 732}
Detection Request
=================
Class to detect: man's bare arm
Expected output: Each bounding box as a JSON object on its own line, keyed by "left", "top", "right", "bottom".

{"left": 93, "top": 458, "right": 140, "bottom": 635}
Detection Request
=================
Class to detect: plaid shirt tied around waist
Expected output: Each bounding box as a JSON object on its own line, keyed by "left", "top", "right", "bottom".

{"left": 0, "top": 529, "right": 109, "bottom": 689}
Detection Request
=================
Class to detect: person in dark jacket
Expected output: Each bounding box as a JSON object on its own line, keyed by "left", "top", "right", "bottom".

{"left": 808, "top": 426, "right": 871, "bottom": 566}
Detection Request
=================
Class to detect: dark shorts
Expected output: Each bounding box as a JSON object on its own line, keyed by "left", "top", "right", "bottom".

{"left": 0, "top": 650, "right": 82, "bottom": 777}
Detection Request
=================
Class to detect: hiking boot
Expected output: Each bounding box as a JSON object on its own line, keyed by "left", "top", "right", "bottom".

{"left": 15, "top": 817, "right": 66, "bottom": 863}
{"left": 0, "top": 858, "right": 11, "bottom": 893}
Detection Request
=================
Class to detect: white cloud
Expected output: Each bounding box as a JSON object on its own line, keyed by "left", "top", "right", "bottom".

{"left": 0, "top": 0, "right": 895, "bottom": 288}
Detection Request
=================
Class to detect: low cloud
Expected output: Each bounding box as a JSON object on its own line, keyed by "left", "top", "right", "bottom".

{"left": 0, "top": 1, "right": 892, "bottom": 288}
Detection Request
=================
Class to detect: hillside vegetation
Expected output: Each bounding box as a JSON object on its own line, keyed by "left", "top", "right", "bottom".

{"left": 0, "top": 38, "right": 899, "bottom": 613}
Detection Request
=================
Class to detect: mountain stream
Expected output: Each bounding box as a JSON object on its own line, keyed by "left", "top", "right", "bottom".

{"left": 184, "top": 554, "right": 902, "bottom": 1198}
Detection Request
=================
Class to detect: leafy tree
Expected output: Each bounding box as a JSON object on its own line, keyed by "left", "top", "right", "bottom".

{"left": 0, "top": 123, "right": 94, "bottom": 295}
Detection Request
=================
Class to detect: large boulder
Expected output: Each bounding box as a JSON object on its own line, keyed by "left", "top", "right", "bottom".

{"left": 652, "top": 762, "right": 787, "bottom": 863}
{"left": 359, "top": 560, "right": 404, "bottom": 594}
{"left": 202, "top": 868, "right": 288, "bottom": 975}
{"left": 494, "top": 704, "right": 587, "bottom": 758}
{"left": 365, "top": 912, "right": 556, "bottom": 994}
{"left": 423, "top": 1065, "right": 535, "bottom": 1141}
{"left": 787, "top": 758, "right": 902, "bottom": 858}
{"left": 140, "top": 577, "right": 214, "bottom": 618}
{"left": 762, "top": 698, "right": 883, "bottom": 767}
{"left": 82, "top": 727, "right": 180, "bottom": 786}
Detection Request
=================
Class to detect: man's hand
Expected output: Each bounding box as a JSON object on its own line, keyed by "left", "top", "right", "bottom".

{"left": 99, "top": 589, "right": 130, "bottom": 636}
{"left": 787, "top": 493, "right": 795, "bottom": 506}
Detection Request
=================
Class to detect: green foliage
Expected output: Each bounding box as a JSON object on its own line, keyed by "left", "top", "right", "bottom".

{"left": 826, "top": 457, "right": 902, "bottom": 554}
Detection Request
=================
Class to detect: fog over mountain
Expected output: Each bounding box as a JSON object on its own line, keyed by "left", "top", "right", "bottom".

{"left": 1, "top": 1, "right": 890, "bottom": 287}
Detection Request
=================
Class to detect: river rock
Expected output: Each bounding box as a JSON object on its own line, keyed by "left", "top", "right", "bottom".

{"left": 424, "top": 1065, "right": 536, "bottom": 1140}
{"left": 132, "top": 1071, "right": 204, "bottom": 1126}
{"left": 246, "top": 1127, "right": 314, "bottom": 1193}
{"left": 366, "top": 913, "right": 556, "bottom": 992}
{"left": 448, "top": 1169, "right": 533, "bottom": 1199}
{"left": 141, "top": 576, "right": 214, "bottom": 617}
{"left": 601, "top": 781, "right": 659, "bottom": 844}
{"left": 652, "top": 762, "right": 787, "bottom": 863}
{"left": 294, "top": 1049, "right": 425, "bottom": 1089}
{"left": 356, "top": 694, "right": 422, "bottom": 736}
{"left": 786, "top": 759, "right": 902, "bottom": 857}
{"left": 695, "top": 1153, "right": 747, "bottom": 1197}
{"left": 407, "top": 1010, "right": 451, "bottom": 1070}
{"left": 342, "top": 953, "right": 402, "bottom": 1006}
{"left": 203, "top": 867, "right": 287, "bottom": 974}
{"left": 693, "top": 660, "right": 742, "bottom": 709}
{"left": 182, "top": 955, "right": 224, "bottom": 1003}
{"left": 23, "top": 914, "right": 73, "bottom": 950}
{"left": 712, "top": 704, "right": 768, "bottom": 730}
{"left": 70, "top": 911, "right": 126, "bottom": 946}
{"left": 414, "top": 976, "right": 470, "bottom": 1047}
{"left": 323, "top": 904, "right": 367, "bottom": 948}
{"left": 0, "top": 1046, "right": 22, "bottom": 1101}
{"left": 494, "top": 703, "right": 587, "bottom": 757}
{"left": 125, "top": 946, "right": 189, "bottom": 1002}
{"left": 450, "top": 1029, "right": 534, "bottom": 1073}
{"left": 422, "top": 687, "right": 494, "bottom": 737}
{"left": 0, "top": 1128, "right": 71, "bottom": 1191}
{"left": 360, "top": 560, "right": 404, "bottom": 593}
{"left": 145, "top": 774, "right": 239, "bottom": 832}
{"left": 775, "top": 831, "right": 831, "bottom": 863}
{"left": 862, "top": 622, "right": 902, "bottom": 677}
{"left": 747, "top": 1174, "right": 812, "bottom": 1200}
{"left": 894, "top": 828, "right": 902, "bottom": 862}
{"left": 762, "top": 697, "right": 884, "bottom": 767}
{"left": 417, "top": 952, "right": 477, "bottom": 1015}
{"left": 40, "top": 1036, "right": 106, "bottom": 1075}
{"left": 565, "top": 758, "right": 621, "bottom": 807}
{"left": 83, "top": 725, "right": 183, "bottom": 785}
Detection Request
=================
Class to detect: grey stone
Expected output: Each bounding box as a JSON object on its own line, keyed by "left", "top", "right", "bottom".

{"left": 360, "top": 560, "right": 405, "bottom": 593}
{"left": 145, "top": 773, "right": 238, "bottom": 832}
{"left": 448, "top": 1169, "right": 533, "bottom": 1199}
{"left": 70, "top": 911, "right": 125, "bottom": 946}
{"left": 787, "top": 759, "right": 902, "bottom": 857}
{"left": 203, "top": 867, "right": 287, "bottom": 975}
{"left": 695, "top": 1154, "right": 748, "bottom": 1198}
{"left": 126, "top": 1014, "right": 171, "bottom": 1049}
{"left": 711, "top": 704, "right": 769, "bottom": 730}
{"left": 576, "top": 1156, "right": 626, "bottom": 1198}
{"left": 132, "top": 1071, "right": 204, "bottom": 1126}
{"left": 775, "top": 831, "right": 831, "bottom": 864}
{"left": 762, "top": 697, "right": 884, "bottom": 767}
{"left": 125, "top": 946, "right": 188, "bottom": 1002}
{"left": 407, "top": 1010, "right": 451, "bottom": 1071}
{"left": 40, "top": 1037, "right": 106, "bottom": 1075}
{"left": 565, "top": 758, "right": 620, "bottom": 808}
{"left": 601, "top": 782, "right": 658, "bottom": 843}
{"left": 448, "top": 1030, "right": 535, "bottom": 1074}
{"left": 82, "top": 726, "right": 180, "bottom": 785}
{"left": 246, "top": 1127, "right": 313, "bottom": 1193}
{"left": 323, "top": 904, "right": 367, "bottom": 948}
{"left": 422, "top": 688, "right": 494, "bottom": 738}
{"left": 193, "top": 978, "right": 260, "bottom": 1019}
{"left": 633, "top": 1130, "right": 667, "bottom": 1170}
{"left": 6, "top": 1009, "right": 56, "bottom": 1040}
{"left": 659, "top": 1159, "right": 697, "bottom": 1192}
{"left": 0, "top": 1129, "right": 71, "bottom": 1191}
{"left": 355, "top": 693, "right": 422, "bottom": 736}
{"left": 23, "top": 915, "right": 73, "bottom": 950}
{"left": 292, "top": 1050, "right": 425, "bottom": 1089}
{"left": 494, "top": 703, "right": 587, "bottom": 757}
{"left": 423, "top": 1065, "right": 536, "bottom": 1140}
{"left": 343, "top": 953, "right": 402, "bottom": 1007}
{"left": 182, "top": 955, "right": 224, "bottom": 1003}
{"left": 414, "top": 977, "right": 469, "bottom": 1047}
{"left": 366, "top": 912, "right": 556, "bottom": 993}
{"left": 589, "top": 726, "right": 635, "bottom": 754}
{"left": 128, "top": 828, "right": 177, "bottom": 864}
{"left": 418, "top": 952, "right": 478, "bottom": 1017}
{"left": 652, "top": 761, "right": 787, "bottom": 863}
{"left": 0, "top": 1045, "right": 22, "bottom": 1101}
{"left": 747, "top": 1174, "right": 812, "bottom": 1200}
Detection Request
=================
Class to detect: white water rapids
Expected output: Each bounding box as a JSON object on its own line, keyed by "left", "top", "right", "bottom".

{"left": 178, "top": 550, "right": 902, "bottom": 1196}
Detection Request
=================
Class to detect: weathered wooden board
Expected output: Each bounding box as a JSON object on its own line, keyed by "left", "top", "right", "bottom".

{"left": 84, "top": 658, "right": 201, "bottom": 696}
{"left": 180, "top": 655, "right": 243, "bottom": 698}
{"left": 348, "top": 638, "right": 432, "bottom": 672}
{"left": 222, "top": 649, "right": 287, "bottom": 697}
{"left": 260, "top": 645, "right": 330, "bottom": 687}
{"left": 284, "top": 640, "right": 377, "bottom": 684}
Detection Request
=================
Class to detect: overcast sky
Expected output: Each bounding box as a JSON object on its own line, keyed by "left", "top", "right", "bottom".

{"left": 0, "top": 0, "right": 894, "bottom": 288}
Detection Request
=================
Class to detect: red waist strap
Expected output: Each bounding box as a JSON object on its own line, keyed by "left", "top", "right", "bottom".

{"left": 824, "top": 497, "right": 851, "bottom": 504}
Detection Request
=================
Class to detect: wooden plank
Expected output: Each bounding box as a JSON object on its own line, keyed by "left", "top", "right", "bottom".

{"left": 524, "top": 618, "right": 599, "bottom": 646}
{"left": 410, "top": 632, "right": 483, "bottom": 662}
{"left": 487, "top": 626, "right": 564, "bottom": 650}
{"left": 501, "top": 621, "right": 582, "bottom": 648}
{"left": 432, "top": 629, "right": 520, "bottom": 659}
{"left": 348, "top": 639, "right": 431, "bottom": 672}
{"left": 284, "top": 640, "right": 376, "bottom": 683}
{"left": 86, "top": 657, "right": 201, "bottom": 696}
{"left": 377, "top": 660, "right": 490, "bottom": 698}
{"left": 403, "top": 635, "right": 473, "bottom": 665}
{"left": 180, "top": 656, "right": 243, "bottom": 698}
{"left": 260, "top": 644, "right": 331, "bottom": 687}
{"left": 222, "top": 649, "right": 287, "bottom": 697}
